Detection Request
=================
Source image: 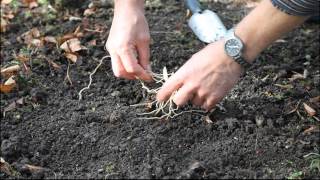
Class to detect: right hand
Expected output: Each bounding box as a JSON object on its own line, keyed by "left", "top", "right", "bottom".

{"left": 106, "top": 2, "right": 153, "bottom": 81}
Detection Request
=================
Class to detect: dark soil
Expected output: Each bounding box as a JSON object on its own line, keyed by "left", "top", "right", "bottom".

{"left": 1, "top": 0, "right": 319, "bottom": 179}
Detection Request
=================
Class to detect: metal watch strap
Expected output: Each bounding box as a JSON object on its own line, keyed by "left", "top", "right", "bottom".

{"left": 234, "top": 55, "right": 250, "bottom": 69}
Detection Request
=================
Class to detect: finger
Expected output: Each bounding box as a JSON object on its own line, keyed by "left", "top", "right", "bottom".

{"left": 157, "top": 74, "right": 184, "bottom": 102}
{"left": 136, "top": 42, "right": 151, "bottom": 72}
{"left": 202, "top": 97, "right": 220, "bottom": 111}
{"left": 110, "top": 53, "right": 135, "bottom": 79}
{"left": 192, "top": 93, "right": 205, "bottom": 106}
{"left": 119, "top": 48, "right": 153, "bottom": 81}
{"left": 172, "top": 84, "right": 195, "bottom": 107}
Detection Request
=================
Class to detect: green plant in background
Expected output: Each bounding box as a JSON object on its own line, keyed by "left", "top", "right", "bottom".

{"left": 304, "top": 153, "right": 320, "bottom": 172}
{"left": 287, "top": 171, "right": 303, "bottom": 179}
{"left": 38, "top": 0, "right": 49, "bottom": 6}
{"left": 104, "top": 163, "right": 115, "bottom": 174}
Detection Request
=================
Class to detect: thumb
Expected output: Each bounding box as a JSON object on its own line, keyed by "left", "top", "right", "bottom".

{"left": 137, "top": 42, "right": 151, "bottom": 72}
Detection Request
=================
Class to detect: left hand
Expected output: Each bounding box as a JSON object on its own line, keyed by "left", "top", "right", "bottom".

{"left": 156, "top": 40, "right": 243, "bottom": 111}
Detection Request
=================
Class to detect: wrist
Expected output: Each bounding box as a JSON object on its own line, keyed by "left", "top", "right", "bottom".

{"left": 114, "top": 0, "right": 144, "bottom": 13}
{"left": 234, "top": 25, "right": 261, "bottom": 63}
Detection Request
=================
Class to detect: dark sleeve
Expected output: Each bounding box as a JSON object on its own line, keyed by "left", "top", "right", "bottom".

{"left": 271, "top": 0, "right": 320, "bottom": 16}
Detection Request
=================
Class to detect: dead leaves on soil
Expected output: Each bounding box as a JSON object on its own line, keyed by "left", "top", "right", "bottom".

{"left": 0, "top": 66, "right": 20, "bottom": 93}
{"left": 0, "top": 157, "right": 20, "bottom": 177}
{"left": 303, "top": 103, "right": 316, "bottom": 117}
{"left": 59, "top": 26, "right": 87, "bottom": 63}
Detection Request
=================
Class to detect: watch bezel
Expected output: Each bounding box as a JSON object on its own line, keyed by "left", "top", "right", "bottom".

{"left": 224, "top": 38, "right": 243, "bottom": 58}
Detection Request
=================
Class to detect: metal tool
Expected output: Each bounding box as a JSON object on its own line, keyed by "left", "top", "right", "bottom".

{"left": 186, "top": 0, "right": 227, "bottom": 43}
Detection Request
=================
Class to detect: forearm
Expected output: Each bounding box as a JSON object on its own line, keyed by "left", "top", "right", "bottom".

{"left": 236, "top": 0, "right": 309, "bottom": 62}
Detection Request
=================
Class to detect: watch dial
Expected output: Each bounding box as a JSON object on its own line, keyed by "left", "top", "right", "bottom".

{"left": 225, "top": 39, "right": 241, "bottom": 57}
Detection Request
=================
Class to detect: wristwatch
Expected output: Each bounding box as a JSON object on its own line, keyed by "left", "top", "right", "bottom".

{"left": 224, "top": 28, "right": 251, "bottom": 69}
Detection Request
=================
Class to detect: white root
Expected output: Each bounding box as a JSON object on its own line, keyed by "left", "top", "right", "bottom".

{"left": 78, "top": 55, "right": 110, "bottom": 100}
{"left": 131, "top": 67, "right": 205, "bottom": 120}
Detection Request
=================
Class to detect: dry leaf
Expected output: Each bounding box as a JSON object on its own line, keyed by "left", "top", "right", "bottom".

{"left": 1, "top": 0, "right": 13, "bottom": 5}
{"left": 22, "top": 0, "right": 38, "bottom": 8}
{"left": 0, "top": 157, "right": 16, "bottom": 176}
{"left": 310, "top": 96, "right": 320, "bottom": 104}
{"left": 303, "top": 125, "right": 319, "bottom": 135}
{"left": 289, "top": 72, "right": 305, "bottom": 81}
{"left": 58, "top": 26, "right": 83, "bottom": 45}
{"left": 84, "top": 8, "right": 96, "bottom": 16}
{"left": 4, "top": 101, "right": 16, "bottom": 112}
{"left": 4, "top": 76, "right": 16, "bottom": 86}
{"left": 0, "top": 84, "right": 15, "bottom": 93}
{"left": 1, "top": 65, "right": 20, "bottom": 77}
{"left": 19, "top": 28, "right": 42, "bottom": 46}
{"left": 60, "top": 38, "right": 86, "bottom": 53}
{"left": 303, "top": 103, "right": 316, "bottom": 116}
{"left": 23, "top": 164, "right": 45, "bottom": 173}
{"left": 64, "top": 53, "right": 78, "bottom": 63}
{"left": 16, "top": 55, "right": 29, "bottom": 63}
{"left": 48, "top": 60, "right": 61, "bottom": 69}
{"left": 44, "top": 36, "right": 57, "bottom": 44}
{"left": 0, "top": 18, "right": 8, "bottom": 32}
{"left": 16, "top": 98, "right": 24, "bottom": 105}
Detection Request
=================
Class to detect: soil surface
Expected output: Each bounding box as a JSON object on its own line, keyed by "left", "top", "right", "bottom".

{"left": 1, "top": 0, "right": 319, "bottom": 179}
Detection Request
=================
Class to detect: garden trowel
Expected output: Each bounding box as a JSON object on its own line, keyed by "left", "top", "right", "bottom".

{"left": 186, "top": 0, "right": 227, "bottom": 43}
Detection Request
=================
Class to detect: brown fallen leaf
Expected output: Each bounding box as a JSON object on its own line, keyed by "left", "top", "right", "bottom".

{"left": 0, "top": 84, "right": 15, "bottom": 93}
{"left": 48, "top": 60, "right": 61, "bottom": 69}
{"left": 303, "top": 125, "right": 319, "bottom": 135}
{"left": 3, "top": 101, "right": 16, "bottom": 113}
{"left": 4, "top": 76, "right": 16, "bottom": 86}
{"left": 15, "top": 55, "right": 29, "bottom": 63}
{"left": 19, "top": 28, "right": 42, "bottom": 47}
{"left": 0, "top": 17, "right": 8, "bottom": 32}
{"left": 303, "top": 103, "right": 316, "bottom": 116}
{"left": 0, "top": 157, "right": 19, "bottom": 176}
{"left": 60, "top": 38, "right": 86, "bottom": 53}
{"left": 58, "top": 26, "right": 83, "bottom": 45}
{"left": 84, "top": 8, "right": 96, "bottom": 16}
{"left": 1, "top": 65, "right": 20, "bottom": 77}
{"left": 64, "top": 52, "right": 78, "bottom": 63}
{"left": 1, "top": 0, "right": 13, "bottom": 5}
{"left": 22, "top": 0, "right": 38, "bottom": 9}
{"left": 23, "top": 164, "right": 45, "bottom": 173}
{"left": 288, "top": 71, "right": 305, "bottom": 82}
{"left": 16, "top": 98, "right": 24, "bottom": 105}
{"left": 44, "top": 36, "right": 57, "bottom": 44}
{"left": 310, "top": 96, "right": 320, "bottom": 105}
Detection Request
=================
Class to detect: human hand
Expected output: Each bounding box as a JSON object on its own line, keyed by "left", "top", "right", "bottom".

{"left": 106, "top": 1, "right": 152, "bottom": 81}
{"left": 157, "top": 40, "right": 243, "bottom": 111}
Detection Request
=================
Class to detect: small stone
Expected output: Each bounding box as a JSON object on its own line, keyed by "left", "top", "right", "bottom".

{"left": 255, "top": 115, "right": 265, "bottom": 127}
{"left": 305, "top": 54, "right": 311, "bottom": 61}
{"left": 111, "top": 91, "right": 121, "bottom": 97}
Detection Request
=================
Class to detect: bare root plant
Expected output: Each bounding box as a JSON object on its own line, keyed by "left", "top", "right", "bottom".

{"left": 131, "top": 67, "right": 205, "bottom": 120}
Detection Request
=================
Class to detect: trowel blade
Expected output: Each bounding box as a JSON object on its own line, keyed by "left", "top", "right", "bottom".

{"left": 188, "top": 10, "right": 227, "bottom": 43}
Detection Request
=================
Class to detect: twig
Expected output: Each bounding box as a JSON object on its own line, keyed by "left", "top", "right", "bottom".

{"left": 64, "top": 61, "right": 73, "bottom": 86}
{"left": 78, "top": 55, "right": 110, "bottom": 100}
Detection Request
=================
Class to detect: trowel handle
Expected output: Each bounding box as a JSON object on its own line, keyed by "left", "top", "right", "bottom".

{"left": 186, "top": 0, "right": 202, "bottom": 14}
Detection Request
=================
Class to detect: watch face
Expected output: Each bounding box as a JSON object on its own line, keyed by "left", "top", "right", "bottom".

{"left": 225, "top": 38, "right": 242, "bottom": 57}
